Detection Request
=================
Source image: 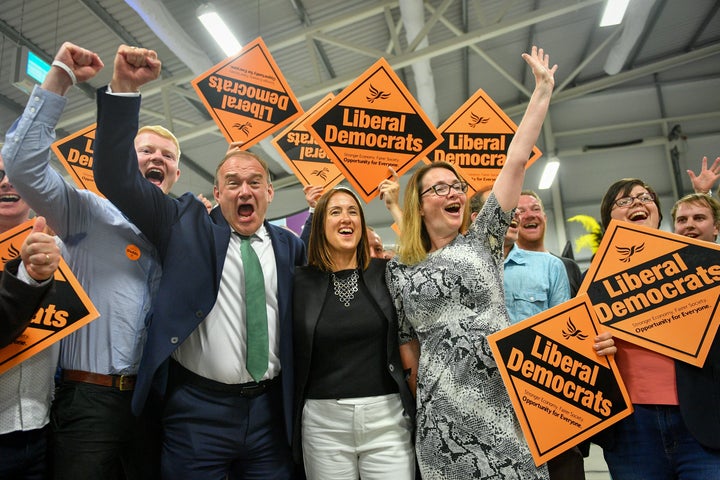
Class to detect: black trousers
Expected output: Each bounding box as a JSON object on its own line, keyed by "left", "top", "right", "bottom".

{"left": 50, "top": 381, "right": 162, "bottom": 480}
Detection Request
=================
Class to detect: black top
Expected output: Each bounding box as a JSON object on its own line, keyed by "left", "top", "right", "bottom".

{"left": 292, "top": 259, "right": 416, "bottom": 462}
{"left": 305, "top": 269, "right": 399, "bottom": 399}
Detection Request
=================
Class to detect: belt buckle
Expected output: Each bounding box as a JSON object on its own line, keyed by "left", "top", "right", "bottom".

{"left": 241, "top": 382, "right": 266, "bottom": 398}
{"left": 117, "top": 375, "right": 133, "bottom": 391}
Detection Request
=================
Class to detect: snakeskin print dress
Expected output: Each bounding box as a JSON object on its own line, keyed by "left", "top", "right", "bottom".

{"left": 386, "top": 194, "right": 549, "bottom": 480}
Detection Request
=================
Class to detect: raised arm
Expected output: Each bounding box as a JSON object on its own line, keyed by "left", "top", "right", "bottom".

{"left": 2, "top": 42, "right": 103, "bottom": 238}
{"left": 492, "top": 46, "right": 557, "bottom": 212}
{"left": 93, "top": 45, "right": 178, "bottom": 247}
{"left": 378, "top": 167, "right": 403, "bottom": 228}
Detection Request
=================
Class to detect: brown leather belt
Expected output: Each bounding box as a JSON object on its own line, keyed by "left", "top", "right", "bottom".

{"left": 62, "top": 369, "right": 137, "bottom": 391}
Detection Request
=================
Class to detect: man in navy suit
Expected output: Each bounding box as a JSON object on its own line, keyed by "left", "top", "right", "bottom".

{"left": 93, "top": 44, "right": 306, "bottom": 479}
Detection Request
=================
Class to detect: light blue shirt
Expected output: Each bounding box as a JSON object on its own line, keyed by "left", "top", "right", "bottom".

{"left": 2, "top": 86, "right": 161, "bottom": 375}
{"left": 503, "top": 245, "right": 570, "bottom": 324}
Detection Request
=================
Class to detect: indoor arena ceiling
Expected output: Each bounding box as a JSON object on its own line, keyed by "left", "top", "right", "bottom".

{"left": 1, "top": 0, "right": 719, "bottom": 262}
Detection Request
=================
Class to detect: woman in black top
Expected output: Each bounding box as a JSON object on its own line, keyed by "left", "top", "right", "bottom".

{"left": 293, "top": 187, "right": 416, "bottom": 479}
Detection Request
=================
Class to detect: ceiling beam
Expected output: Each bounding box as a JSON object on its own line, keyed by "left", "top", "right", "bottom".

{"left": 505, "top": 42, "right": 720, "bottom": 116}
{"left": 292, "top": 0, "right": 604, "bottom": 101}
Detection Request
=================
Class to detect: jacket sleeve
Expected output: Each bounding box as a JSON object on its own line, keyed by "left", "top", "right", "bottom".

{"left": 0, "top": 258, "right": 54, "bottom": 348}
{"left": 92, "top": 87, "right": 178, "bottom": 250}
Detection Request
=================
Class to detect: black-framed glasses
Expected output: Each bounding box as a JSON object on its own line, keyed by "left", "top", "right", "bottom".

{"left": 613, "top": 192, "right": 655, "bottom": 208}
{"left": 0, "top": 169, "right": 5, "bottom": 183}
{"left": 420, "top": 181, "right": 468, "bottom": 197}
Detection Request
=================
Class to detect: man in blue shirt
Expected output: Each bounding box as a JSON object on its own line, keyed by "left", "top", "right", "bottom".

{"left": 3, "top": 41, "right": 181, "bottom": 479}
{"left": 504, "top": 190, "right": 584, "bottom": 480}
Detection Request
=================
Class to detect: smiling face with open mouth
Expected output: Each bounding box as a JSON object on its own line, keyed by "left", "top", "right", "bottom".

{"left": 516, "top": 194, "right": 546, "bottom": 248}
{"left": 134, "top": 131, "right": 181, "bottom": 194}
{"left": 419, "top": 167, "right": 467, "bottom": 248}
{"left": 324, "top": 191, "right": 363, "bottom": 263}
{"left": 610, "top": 184, "right": 660, "bottom": 228}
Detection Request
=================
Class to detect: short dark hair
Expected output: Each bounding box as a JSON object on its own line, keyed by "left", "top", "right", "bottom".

{"left": 600, "top": 178, "right": 662, "bottom": 230}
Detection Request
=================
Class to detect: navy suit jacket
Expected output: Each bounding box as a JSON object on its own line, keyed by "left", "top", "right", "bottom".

{"left": 93, "top": 89, "right": 306, "bottom": 443}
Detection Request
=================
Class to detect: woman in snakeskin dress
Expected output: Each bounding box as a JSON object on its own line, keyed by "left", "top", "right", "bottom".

{"left": 386, "top": 47, "right": 616, "bottom": 479}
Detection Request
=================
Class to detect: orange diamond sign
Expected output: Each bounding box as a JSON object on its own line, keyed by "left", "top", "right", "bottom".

{"left": 51, "top": 123, "right": 102, "bottom": 197}
{"left": 489, "top": 295, "right": 632, "bottom": 466}
{"left": 307, "top": 58, "right": 442, "bottom": 202}
{"left": 579, "top": 220, "right": 720, "bottom": 366}
{"left": 428, "top": 88, "right": 542, "bottom": 193}
{"left": 0, "top": 220, "right": 99, "bottom": 375}
{"left": 191, "top": 37, "right": 302, "bottom": 149}
{"left": 271, "top": 93, "right": 344, "bottom": 191}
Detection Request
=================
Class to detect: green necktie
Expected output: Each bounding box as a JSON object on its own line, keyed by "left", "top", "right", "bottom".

{"left": 240, "top": 236, "right": 268, "bottom": 382}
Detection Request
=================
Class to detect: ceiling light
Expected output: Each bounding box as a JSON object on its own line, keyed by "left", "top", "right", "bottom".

{"left": 197, "top": 3, "right": 242, "bottom": 57}
{"left": 599, "top": 0, "right": 631, "bottom": 27}
{"left": 538, "top": 158, "right": 560, "bottom": 190}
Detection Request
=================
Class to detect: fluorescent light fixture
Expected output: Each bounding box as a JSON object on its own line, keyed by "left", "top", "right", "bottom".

{"left": 600, "top": 0, "right": 631, "bottom": 27}
{"left": 538, "top": 158, "right": 560, "bottom": 190}
{"left": 197, "top": 3, "right": 242, "bottom": 57}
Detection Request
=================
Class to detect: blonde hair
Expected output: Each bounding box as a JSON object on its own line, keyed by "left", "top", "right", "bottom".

{"left": 398, "top": 162, "right": 470, "bottom": 265}
{"left": 137, "top": 125, "right": 181, "bottom": 161}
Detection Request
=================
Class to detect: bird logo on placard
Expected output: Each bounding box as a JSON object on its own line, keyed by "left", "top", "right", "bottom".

{"left": 562, "top": 318, "right": 588, "bottom": 341}
{"left": 1, "top": 243, "right": 20, "bottom": 263}
{"left": 468, "top": 112, "right": 489, "bottom": 128}
{"left": 311, "top": 167, "right": 329, "bottom": 181}
{"left": 366, "top": 84, "right": 390, "bottom": 103}
{"left": 616, "top": 243, "right": 645, "bottom": 263}
{"left": 233, "top": 122, "right": 252, "bottom": 136}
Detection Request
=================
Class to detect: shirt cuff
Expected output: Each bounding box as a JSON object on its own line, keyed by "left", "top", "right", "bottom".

{"left": 106, "top": 85, "right": 141, "bottom": 97}
{"left": 17, "top": 261, "right": 52, "bottom": 287}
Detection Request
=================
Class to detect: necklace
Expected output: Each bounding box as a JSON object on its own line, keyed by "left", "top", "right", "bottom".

{"left": 332, "top": 269, "right": 359, "bottom": 307}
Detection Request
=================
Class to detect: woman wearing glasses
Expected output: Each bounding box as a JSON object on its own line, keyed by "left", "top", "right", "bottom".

{"left": 292, "top": 187, "right": 416, "bottom": 479}
{"left": 596, "top": 179, "right": 720, "bottom": 479}
{"left": 386, "top": 47, "right": 615, "bottom": 480}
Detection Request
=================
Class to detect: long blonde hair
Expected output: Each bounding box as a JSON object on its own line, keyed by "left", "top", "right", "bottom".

{"left": 398, "top": 162, "right": 470, "bottom": 265}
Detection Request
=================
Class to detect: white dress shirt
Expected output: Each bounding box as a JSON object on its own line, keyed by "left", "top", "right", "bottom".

{"left": 173, "top": 225, "right": 280, "bottom": 384}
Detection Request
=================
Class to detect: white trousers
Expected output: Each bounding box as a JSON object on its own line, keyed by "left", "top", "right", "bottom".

{"left": 302, "top": 393, "right": 415, "bottom": 480}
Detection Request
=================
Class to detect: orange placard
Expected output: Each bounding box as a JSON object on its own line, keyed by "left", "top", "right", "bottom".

{"left": 51, "top": 123, "right": 102, "bottom": 197}
{"left": 271, "top": 93, "right": 344, "bottom": 190}
{"left": 427, "top": 88, "right": 542, "bottom": 192}
{"left": 578, "top": 220, "right": 720, "bottom": 366}
{"left": 488, "top": 295, "right": 632, "bottom": 466}
{"left": 0, "top": 220, "right": 100, "bottom": 374}
{"left": 191, "top": 37, "right": 303, "bottom": 149}
{"left": 306, "top": 58, "right": 443, "bottom": 203}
